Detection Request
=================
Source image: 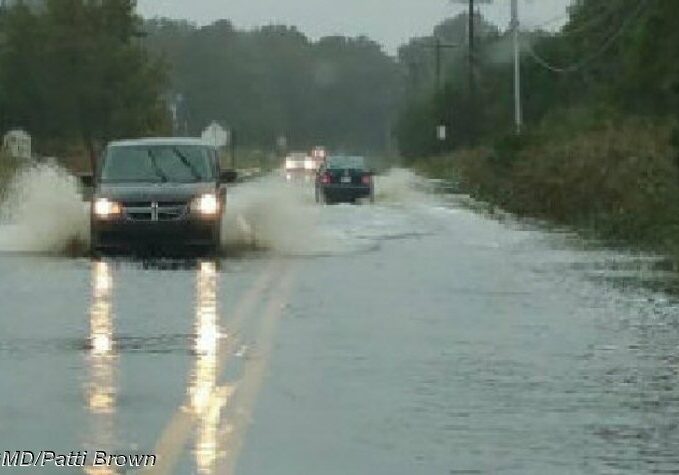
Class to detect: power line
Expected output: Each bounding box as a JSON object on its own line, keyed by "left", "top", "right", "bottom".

{"left": 559, "top": 1, "right": 632, "bottom": 37}
{"left": 523, "top": 12, "right": 569, "bottom": 31}
{"left": 524, "top": 0, "right": 650, "bottom": 74}
{"left": 421, "top": 38, "right": 460, "bottom": 91}
{"left": 524, "top": 1, "right": 618, "bottom": 35}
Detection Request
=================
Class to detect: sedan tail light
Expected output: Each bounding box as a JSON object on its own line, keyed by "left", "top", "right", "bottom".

{"left": 321, "top": 173, "right": 331, "bottom": 184}
{"left": 361, "top": 174, "right": 372, "bottom": 185}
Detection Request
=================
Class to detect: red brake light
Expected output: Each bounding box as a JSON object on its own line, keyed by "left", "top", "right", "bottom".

{"left": 361, "top": 175, "right": 372, "bottom": 185}
{"left": 321, "top": 173, "right": 331, "bottom": 184}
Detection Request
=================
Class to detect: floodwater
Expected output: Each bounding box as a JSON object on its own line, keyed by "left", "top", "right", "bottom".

{"left": 1, "top": 166, "right": 679, "bottom": 474}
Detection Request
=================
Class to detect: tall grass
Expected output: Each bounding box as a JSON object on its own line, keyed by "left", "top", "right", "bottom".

{"left": 415, "top": 116, "right": 679, "bottom": 253}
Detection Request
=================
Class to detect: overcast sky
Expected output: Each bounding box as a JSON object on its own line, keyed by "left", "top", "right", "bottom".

{"left": 137, "top": 0, "right": 573, "bottom": 54}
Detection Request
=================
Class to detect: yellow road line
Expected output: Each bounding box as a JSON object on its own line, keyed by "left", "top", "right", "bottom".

{"left": 216, "top": 267, "right": 297, "bottom": 475}
{"left": 142, "top": 259, "right": 286, "bottom": 475}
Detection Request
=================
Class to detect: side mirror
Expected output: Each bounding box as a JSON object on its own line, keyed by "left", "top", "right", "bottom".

{"left": 78, "top": 173, "right": 94, "bottom": 188}
{"left": 220, "top": 170, "right": 238, "bottom": 183}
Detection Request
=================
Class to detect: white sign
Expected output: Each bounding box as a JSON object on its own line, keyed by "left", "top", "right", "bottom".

{"left": 201, "top": 122, "right": 229, "bottom": 148}
{"left": 2, "top": 129, "right": 31, "bottom": 159}
{"left": 437, "top": 125, "right": 447, "bottom": 141}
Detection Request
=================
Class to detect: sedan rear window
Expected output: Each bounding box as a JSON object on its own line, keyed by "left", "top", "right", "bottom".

{"left": 326, "top": 156, "right": 366, "bottom": 170}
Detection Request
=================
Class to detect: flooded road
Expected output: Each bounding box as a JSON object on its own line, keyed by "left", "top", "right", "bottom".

{"left": 1, "top": 169, "right": 679, "bottom": 474}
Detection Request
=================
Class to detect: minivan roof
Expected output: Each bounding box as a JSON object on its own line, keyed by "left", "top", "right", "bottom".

{"left": 108, "top": 137, "right": 215, "bottom": 148}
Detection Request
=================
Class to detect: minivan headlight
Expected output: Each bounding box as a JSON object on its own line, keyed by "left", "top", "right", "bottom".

{"left": 93, "top": 198, "right": 122, "bottom": 218}
{"left": 191, "top": 193, "right": 220, "bottom": 216}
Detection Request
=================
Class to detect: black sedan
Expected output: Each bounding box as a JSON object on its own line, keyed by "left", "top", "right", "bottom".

{"left": 315, "top": 155, "right": 374, "bottom": 204}
{"left": 87, "top": 138, "right": 236, "bottom": 256}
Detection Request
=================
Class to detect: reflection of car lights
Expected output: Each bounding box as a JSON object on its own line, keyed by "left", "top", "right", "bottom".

{"left": 93, "top": 198, "right": 122, "bottom": 218}
{"left": 191, "top": 194, "right": 220, "bottom": 216}
{"left": 286, "top": 173, "right": 292, "bottom": 181}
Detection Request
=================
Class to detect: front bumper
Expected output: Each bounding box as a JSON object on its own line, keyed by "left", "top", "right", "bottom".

{"left": 92, "top": 216, "right": 220, "bottom": 251}
{"left": 321, "top": 184, "right": 371, "bottom": 202}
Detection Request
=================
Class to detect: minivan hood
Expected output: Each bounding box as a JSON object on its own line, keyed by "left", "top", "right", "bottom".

{"left": 97, "top": 182, "right": 215, "bottom": 203}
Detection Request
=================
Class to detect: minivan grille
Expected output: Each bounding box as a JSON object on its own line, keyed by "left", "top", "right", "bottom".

{"left": 123, "top": 201, "right": 189, "bottom": 222}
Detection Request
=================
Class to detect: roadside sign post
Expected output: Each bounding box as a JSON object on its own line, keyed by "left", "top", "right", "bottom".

{"left": 437, "top": 125, "right": 447, "bottom": 141}
{"left": 201, "top": 122, "right": 229, "bottom": 148}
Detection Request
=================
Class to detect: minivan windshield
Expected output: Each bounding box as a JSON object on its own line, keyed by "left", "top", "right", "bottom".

{"left": 100, "top": 145, "right": 216, "bottom": 183}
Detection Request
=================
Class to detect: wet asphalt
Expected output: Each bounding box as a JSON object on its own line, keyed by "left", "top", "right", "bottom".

{"left": 1, "top": 183, "right": 679, "bottom": 474}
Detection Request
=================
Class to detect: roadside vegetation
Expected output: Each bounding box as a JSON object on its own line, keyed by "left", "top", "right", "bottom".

{"left": 0, "top": 0, "right": 169, "bottom": 169}
{"left": 415, "top": 116, "right": 679, "bottom": 253}
{"left": 399, "top": 0, "right": 679, "bottom": 256}
{"left": 0, "top": 1, "right": 402, "bottom": 168}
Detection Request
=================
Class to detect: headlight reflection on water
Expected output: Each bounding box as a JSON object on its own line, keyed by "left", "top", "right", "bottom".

{"left": 83, "top": 260, "right": 231, "bottom": 474}
{"left": 190, "top": 261, "right": 231, "bottom": 474}
{"left": 85, "top": 261, "right": 118, "bottom": 475}
{"left": 88, "top": 261, "right": 116, "bottom": 413}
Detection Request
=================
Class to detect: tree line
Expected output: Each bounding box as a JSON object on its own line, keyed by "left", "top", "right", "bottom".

{"left": 142, "top": 18, "right": 402, "bottom": 153}
{"left": 0, "top": 0, "right": 168, "bottom": 166}
{"left": 396, "top": 0, "right": 679, "bottom": 159}
{"left": 0, "top": 1, "right": 403, "bottom": 161}
{"left": 2, "top": 0, "right": 674, "bottom": 164}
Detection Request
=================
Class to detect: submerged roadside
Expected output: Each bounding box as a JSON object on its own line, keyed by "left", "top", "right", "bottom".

{"left": 410, "top": 117, "right": 679, "bottom": 262}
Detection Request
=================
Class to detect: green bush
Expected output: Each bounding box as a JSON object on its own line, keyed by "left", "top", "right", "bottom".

{"left": 414, "top": 116, "right": 679, "bottom": 253}
{"left": 510, "top": 119, "right": 679, "bottom": 241}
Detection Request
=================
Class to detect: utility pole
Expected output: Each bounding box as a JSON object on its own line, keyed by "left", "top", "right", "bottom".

{"left": 435, "top": 37, "right": 442, "bottom": 91}
{"left": 468, "top": 0, "right": 475, "bottom": 95}
{"left": 450, "top": 0, "right": 490, "bottom": 142}
{"left": 423, "top": 37, "right": 459, "bottom": 92}
{"left": 511, "top": 0, "right": 522, "bottom": 134}
{"left": 422, "top": 37, "right": 460, "bottom": 148}
{"left": 468, "top": 0, "right": 476, "bottom": 143}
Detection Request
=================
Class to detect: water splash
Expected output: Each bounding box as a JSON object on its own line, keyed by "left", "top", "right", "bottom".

{"left": 220, "top": 177, "right": 355, "bottom": 256}
{"left": 0, "top": 163, "right": 89, "bottom": 254}
{"left": 221, "top": 169, "right": 440, "bottom": 256}
{"left": 0, "top": 166, "right": 438, "bottom": 257}
{"left": 374, "top": 168, "right": 436, "bottom": 206}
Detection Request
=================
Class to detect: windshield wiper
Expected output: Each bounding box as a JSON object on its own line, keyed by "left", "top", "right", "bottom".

{"left": 170, "top": 147, "right": 203, "bottom": 182}
{"left": 147, "top": 149, "right": 169, "bottom": 183}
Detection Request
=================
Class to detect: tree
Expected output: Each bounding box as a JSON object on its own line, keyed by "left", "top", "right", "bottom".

{"left": 143, "top": 20, "right": 402, "bottom": 153}
{"left": 0, "top": 0, "right": 170, "bottom": 167}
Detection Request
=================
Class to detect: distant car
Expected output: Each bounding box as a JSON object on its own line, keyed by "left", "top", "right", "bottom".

{"left": 315, "top": 155, "right": 374, "bottom": 204}
{"left": 284, "top": 152, "right": 313, "bottom": 182}
{"left": 87, "top": 137, "right": 237, "bottom": 255}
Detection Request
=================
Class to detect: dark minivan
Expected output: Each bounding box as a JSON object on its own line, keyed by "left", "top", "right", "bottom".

{"left": 89, "top": 138, "right": 236, "bottom": 255}
{"left": 315, "top": 155, "right": 374, "bottom": 204}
